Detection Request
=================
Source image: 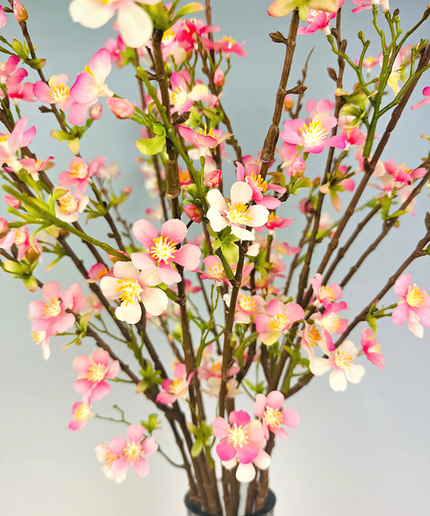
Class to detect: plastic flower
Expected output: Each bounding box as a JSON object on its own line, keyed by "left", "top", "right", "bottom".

{"left": 0, "top": 117, "right": 36, "bottom": 172}
{"left": 212, "top": 36, "right": 246, "bottom": 57}
{"left": 178, "top": 124, "right": 231, "bottom": 158}
{"left": 54, "top": 187, "right": 89, "bottom": 223}
{"left": 59, "top": 156, "right": 105, "bottom": 197}
{"left": 310, "top": 340, "right": 365, "bottom": 391}
{"left": 352, "top": 0, "right": 390, "bottom": 14}
{"left": 19, "top": 156, "right": 54, "bottom": 181}
{"left": 310, "top": 273, "right": 342, "bottom": 308}
{"left": 100, "top": 261, "right": 168, "bottom": 324}
{"left": 29, "top": 281, "right": 75, "bottom": 331}
{"left": 312, "top": 302, "right": 348, "bottom": 352}
{"left": 73, "top": 350, "right": 119, "bottom": 402}
{"left": 69, "top": 401, "right": 93, "bottom": 431}
{"left": 236, "top": 162, "right": 285, "bottom": 209}
{"left": 360, "top": 328, "right": 385, "bottom": 370}
{"left": 131, "top": 219, "right": 201, "bottom": 285}
{"left": 31, "top": 327, "right": 56, "bottom": 360}
{"left": 69, "top": 0, "right": 159, "bottom": 48}
{"left": 34, "top": 74, "right": 75, "bottom": 111}
{"left": 202, "top": 377, "right": 243, "bottom": 399}
{"left": 6, "top": 80, "right": 34, "bottom": 105}
{"left": 383, "top": 159, "right": 426, "bottom": 187}
{"left": 156, "top": 363, "right": 194, "bottom": 405}
{"left": 207, "top": 182, "right": 269, "bottom": 241}
{"left": 305, "top": 98, "right": 335, "bottom": 120}
{"left": 213, "top": 411, "right": 270, "bottom": 483}
{"left": 268, "top": 0, "right": 339, "bottom": 20}
{"left": 265, "top": 213, "right": 294, "bottom": 232}
{"left": 96, "top": 442, "right": 127, "bottom": 483}
{"left": 69, "top": 49, "right": 113, "bottom": 125}
{"left": 411, "top": 87, "right": 430, "bottom": 110}
{"left": 170, "top": 70, "right": 208, "bottom": 115}
{"left": 391, "top": 274, "right": 430, "bottom": 339}
{"left": 223, "top": 291, "right": 265, "bottom": 324}
{"left": 254, "top": 391, "right": 300, "bottom": 439}
{"left": 280, "top": 113, "right": 346, "bottom": 154}
{"left": 254, "top": 299, "right": 305, "bottom": 346}
{"left": 108, "top": 425, "right": 158, "bottom": 478}
{"left": 297, "top": 0, "right": 344, "bottom": 36}
{"left": 0, "top": 55, "right": 27, "bottom": 86}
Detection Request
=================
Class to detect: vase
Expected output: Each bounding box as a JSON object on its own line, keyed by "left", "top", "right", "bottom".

{"left": 184, "top": 489, "right": 276, "bottom": 516}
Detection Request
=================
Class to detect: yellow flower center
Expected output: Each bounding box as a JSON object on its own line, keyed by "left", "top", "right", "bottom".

{"left": 58, "top": 193, "right": 78, "bottom": 214}
{"left": 162, "top": 29, "right": 175, "bottom": 45}
{"left": 268, "top": 314, "right": 288, "bottom": 333}
{"left": 398, "top": 162, "right": 412, "bottom": 175}
{"left": 49, "top": 84, "right": 70, "bottom": 104}
{"left": 169, "top": 378, "right": 186, "bottom": 395}
{"left": 179, "top": 169, "right": 191, "bottom": 183}
{"left": 97, "top": 268, "right": 109, "bottom": 279}
{"left": 43, "top": 298, "right": 62, "bottom": 318}
{"left": 227, "top": 202, "right": 252, "bottom": 225}
{"left": 263, "top": 407, "right": 283, "bottom": 428}
{"left": 211, "top": 361, "right": 222, "bottom": 374}
{"left": 306, "top": 325, "right": 321, "bottom": 347}
{"left": 70, "top": 162, "right": 88, "bottom": 179}
{"left": 406, "top": 285, "right": 425, "bottom": 308}
{"left": 74, "top": 403, "right": 92, "bottom": 421}
{"left": 0, "top": 133, "right": 9, "bottom": 143}
{"left": 221, "top": 36, "right": 236, "bottom": 49}
{"left": 207, "top": 261, "right": 224, "bottom": 279}
{"left": 150, "top": 236, "right": 177, "bottom": 264}
{"left": 267, "top": 213, "right": 279, "bottom": 224}
{"left": 14, "top": 228, "right": 27, "bottom": 246}
{"left": 171, "top": 86, "right": 187, "bottom": 107}
{"left": 368, "top": 344, "right": 381, "bottom": 354}
{"left": 88, "top": 363, "right": 107, "bottom": 382}
{"left": 363, "top": 56, "right": 377, "bottom": 67}
{"left": 104, "top": 452, "right": 116, "bottom": 469}
{"left": 124, "top": 442, "right": 142, "bottom": 462}
{"left": 248, "top": 173, "right": 267, "bottom": 192}
{"left": 238, "top": 294, "right": 257, "bottom": 312}
{"left": 31, "top": 330, "right": 46, "bottom": 345}
{"left": 319, "top": 286, "right": 334, "bottom": 302}
{"left": 321, "top": 312, "right": 340, "bottom": 334}
{"left": 300, "top": 120, "right": 328, "bottom": 145}
{"left": 116, "top": 277, "right": 142, "bottom": 306}
{"left": 227, "top": 423, "right": 247, "bottom": 447}
{"left": 334, "top": 350, "right": 353, "bottom": 370}
{"left": 196, "top": 125, "right": 217, "bottom": 139}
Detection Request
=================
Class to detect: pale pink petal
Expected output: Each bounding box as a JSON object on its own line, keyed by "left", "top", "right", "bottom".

{"left": 110, "top": 456, "right": 130, "bottom": 476}
{"left": 100, "top": 276, "right": 121, "bottom": 299}
{"left": 266, "top": 299, "right": 284, "bottom": 318}
{"left": 106, "top": 360, "right": 120, "bottom": 379}
{"left": 141, "top": 436, "right": 158, "bottom": 456}
{"left": 392, "top": 303, "right": 408, "bottom": 326}
{"left": 88, "top": 49, "right": 111, "bottom": 84}
{"left": 140, "top": 287, "right": 168, "bottom": 316}
{"left": 34, "top": 81, "right": 53, "bottom": 104}
{"left": 310, "top": 357, "right": 332, "bottom": 376}
{"left": 134, "top": 457, "right": 150, "bottom": 477}
{"left": 158, "top": 261, "right": 181, "bottom": 285}
{"left": 93, "top": 350, "right": 110, "bottom": 367}
{"left": 230, "top": 181, "right": 253, "bottom": 206}
{"left": 109, "top": 436, "right": 127, "bottom": 455}
{"left": 73, "top": 378, "right": 92, "bottom": 393}
{"left": 237, "top": 444, "right": 258, "bottom": 464}
{"left": 127, "top": 424, "right": 145, "bottom": 443}
{"left": 229, "top": 410, "right": 250, "bottom": 428}
{"left": 42, "top": 281, "right": 62, "bottom": 300}
{"left": 117, "top": 1, "right": 153, "bottom": 49}
{"left": 282, "top": 408, "right": 300, "bottom": 428}
{"left": 174, "top": 244, "right": 201, "bottom": 270}
{"left": 161, "top": 219, "right": 187, "bottom": 244}
{"left": 91, "top": 380, "right": 111, "bottom": 401}
{"left": 329, "top": 369, "right": 347, "bottom": 391}
{"left": 115, "top": 300, "right": 142, "bottom": 324}
{"left": 70, "top": 73, "right": 98, "bottom": 104}
{"left": 266, "top": 391, "right": 284, "bottom": 410}
{"left": 73, "top": 355, "right": 91, "bottom": 373}
{"left": 394, "top": 274, "right": 413, "bottom": 299}
{"left": 133, "top": 219, "right": 158, "bottom": 248}
{"left": 236, "top": 462, "right": 256, "bottom": 483}
{"left": 253, "top": 394, "right": 267, "bottom": 418}
{"left": 252, "top": 449, "right": 271, "bottom": 470}
{"left": 113, "top": 261, "right": 139, "bottom": 279}
{"left": 131, "top": 252, "right": 156, "bottom": 271}
{"left": 213, "top": 417, "right": 230, "bottom": 438}
{"left": 216, "top": 439, "right": 236, "bottom": 461}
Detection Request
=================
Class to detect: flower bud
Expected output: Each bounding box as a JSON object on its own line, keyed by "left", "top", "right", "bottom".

{"left": 59, "top": 229, "right": 70, "bottom": 238}
{"left": 287, "top": 157, "right": 306, "bottom": 178}
{"left": 123, "top": 186, "right": 132, "bottom": 197}
{"left": 213, "top": 68, "right": 225, "bottom": 86}
{"left": 0, "top": 217, "right": 9, "bottom": 239}
{"left": 23, "top": 275, "right": 38, "bottom": 293}
{"left": 25, "top": 245, "right": 40, "bottom": 263}
{"left": 183, "top": 204, "right": 204, "bottom": 223}
{"left": 203, "top": 169, "right": 222, "bottom": 188}
{"left": 4, "top": 195, "right": 21, "bottom": 209}
{"left": 283, "top": 94, "right": 294, "bottom": 111}
{"left": 89, "top": 103, "right": 103, "bottom": 120}
{"left": 3, "top": 259, "right": 24, "bottom": 275}
{"left": 106, "top": 97, "right": 135, "bottom": 119}
{"left": 206, "top": 94, "right": 220, "bottom": 108}
{"left": 13, "top": 1, "right": 28, "bottom": 22}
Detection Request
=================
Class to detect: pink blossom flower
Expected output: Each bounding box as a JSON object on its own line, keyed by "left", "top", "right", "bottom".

{"left": 31, "top": 327, "right": 55, "bottom": 360}
{"left": 310, "top": 273, "right": 342, "bottom": 308}
{"left": 352, "top": 0, "right": 390, "bottom": 14}
{"left": 95, "top": 442, "right": 126, "bottom": 483}
{"left": 19, "top": 156, "right": 54, "bottom": 181}
{"left": 197, "top": 357, "right": 240, "bottom": 380}
{"left": 170, "top": 70, "right": 208, "bottom": 115}
{"left": 236, "top": 162, "right": 286, "bottom": 209}
{"left": 198, "top": 255, "right": 227, "bottom": 284}
{"left": 5, "top": 79, "right": 34, "bottom": 105}
{"left": 69, "top": 401, "right": 93, "bottom": 431}
{"left": 254, "top": 299, "right": 305, "bottom": 346}
{"left": 67, "top": 282, "right": 86, "bottom": 312}
{"left": 265, "top": 213, "right": 294, "bottom": 232}
{"left": 342, "top": 125, "right": 367, "bottom": 150}
{"left": 106, "top": 97, "right": 135, "bottom": 119}
{"left": 214, "top": 68, "right": 225, "bottom": 86}
{"left": 310, "top": 340, "right": 365, "bottom": 391}
{"left": 203, "top": 168, "right": 222, "bottom": 187}
{"left": 0, "top": 117, "right": 36, "bottom": 172}
{"left": 69, "top": 49, "right": 113, "bottom": 125}
{"left": 280, "top": 113, "right": 346, "bottom": 154}
{"left": 254, "top": 391, "right": 300, "bottom": 439}
{"left": 224, "top": 291, "right": 265, "bottom": 324}
{"left": 73, "top": 350, "right": 119, "bottom": 402}
{"left": 286, "top": 157, "right": 306, "bottom": 177}
{"left": 305, "top": 98, "right": 335, "bottom": 121}
{"left": 300, "top": 322, "right": 322, "bottom": 359}
{"left": 29, "top": 281, "right": 76, "bottom": 343}
{"left": 298, "top": 1, "right": 344, "bottom": 36}
{"left": 34, "top": 74, "right": 75, "bottom": 111}
{"left": 0, "top": 56, "right": 27, "bottom": 86}
{"left": 178, "top": 124, "right": 231, "bottom": 158}
{"left": 312, "top": 302, "right": 348, "bottom": 352}
{"left": 383, "top": 159, "right": 426, "bottom": 187}
{"left": 207, "top": 182, "right": 269, "bottom": 241}
{"left": 176, "top": 19, "right": 219, "bottom": 53}
{"left": 69, "top": 0, "right": 159, "bottom": 48}
{"left": 156, "top": 363, "right": 194, "bottom": 405}
{"left": 411, "top": 87, "right": 430, "bottom": 110}
{"left": 108, "top": 425, "right": 158, "bottom": 478}
{"left": 202, "top": 377, "right": 243, "bottom": 399}
{"left": 54, "top": 187, "right": 89, "bottom": 223}
{"left": 271, "top": 241, "right": 301, "bottom": 256}
{"left": 59, "top": 156, "right": 105, "bottom": 197}
{"left": 360, "top": 328, "right": 385, "bottom": 370}
{"left": 391, "top": 274, "right": 430, "bottom": 339}
{"left": 0, "top": 5, "right": 6, "bottom": 28}
{"left": 1, "top": 226, "right": 35, "bottom": 260}
{"left": 131, "top": 219, "right": 201, "bottom": 285}
{"left": 213, "top": 411, "right": 270, "bottom": 483}
{"left": 212, "top": 36, "right": 246, "bottom": 57}
{"left": 100, "top": 261, "right": 168, "bottom": 324}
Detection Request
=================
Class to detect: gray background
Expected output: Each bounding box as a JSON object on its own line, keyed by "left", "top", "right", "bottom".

{"left": 1, "top": 1, "right": 429, "bottom": 515}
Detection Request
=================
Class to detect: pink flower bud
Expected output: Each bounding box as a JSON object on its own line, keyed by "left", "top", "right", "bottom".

{"left": 284, "top": 94, "right": 294, "bottom": 111}
{"left": 0, "top": 217, "right": 9, "bottom": 239}
{"left": 203, "top": 169, "right": 222, "bottom": 188}
{"left": 214, "top": 68, "right": 225, "bottom": 86}
{"left": 89, "top": 103, "right": 103, "bottom": 120}
{"left": 287, "top": 157, "right": 306, "bottom": 178}
{"left": 299, "top": 198, "right": 312, "bottom": 214}
{"left": 183, "top": 204, "right": 204, "bottom": 223}
{"left": 106, "top": 97, "right": 135, "bottom": 119}
{"left": 25, "top": 245, "right": 40, "bottom": 263}
{"left": 123, "top": 186, "right": 132, "bottom": 197}
{"left": 4, "top": 195, "right": 21, "bottom": 209}
{"left": 13, "top": 0, "right": 28, "bottom": 22}
{"left": 206, "top": 94, "right": 220, "bottom": 108}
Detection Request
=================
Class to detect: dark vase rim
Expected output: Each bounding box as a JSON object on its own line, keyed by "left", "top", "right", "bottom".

{"left": 184, "top": 489, "right": 276, "bottom": 516}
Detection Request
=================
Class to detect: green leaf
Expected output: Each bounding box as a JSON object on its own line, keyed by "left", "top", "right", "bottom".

{"left": 172, "top": 2, "right": 203, "bottom": 24}
{"left": 215, "top": 248, "right": 235, "bottom": 280}
{"left": 289, "top": 177, "right": 312, "bottom": 196}
{"left": 26, "top": 58, "right": 46, "bottom": 70}
{"left": 221, "top": 242, "right": 239, "bottom": 265}
{"left": 191, "top": 439, "right": 203, "bottom": 458}
{"left": 136, "top": 133, "right": 166, "bottom": 156}
{"left": 11, "top": 39, "right": 27, "bottom": 60}
{"left": 141, "top": 414, "right": 162, "bottom": 434}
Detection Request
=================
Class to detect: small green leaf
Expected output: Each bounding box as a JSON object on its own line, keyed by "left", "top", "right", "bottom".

{"left": 136, "top": 133, "right": 166, "bottom": 156}
{"left": 26, "top": 58, "right": 46, "bottom": 70}
{"left": 191, "top": 439, "right": 203, "bottom": 458}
